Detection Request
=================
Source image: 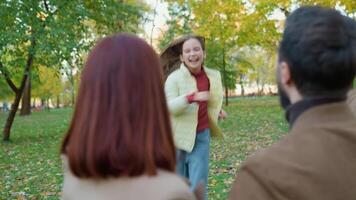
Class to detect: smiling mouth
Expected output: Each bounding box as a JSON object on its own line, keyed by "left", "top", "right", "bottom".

{"left": 189, "top": 57, "right": 200, "bottom": 62}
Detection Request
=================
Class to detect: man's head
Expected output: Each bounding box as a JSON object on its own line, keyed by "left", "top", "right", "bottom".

{"left": 277, "top": 6, "right": 356, "bottom": 108}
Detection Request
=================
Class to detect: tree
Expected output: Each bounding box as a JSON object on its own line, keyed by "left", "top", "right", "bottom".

{"left": 0, "top": 75, "right": 13, "bottom": 101}
{"left": 191, "top": 0, "right": 246, "bottom": 104}
{"left": 159, "top": 0, "right": 355, "bottom": 101}
{"left": 229, "top": 50, "right": 254, "bottom": 96}
{"left": 0, "top": 0, "right": 146, "bottom": 141}
{"left": 243, "top": 48, "right": 276, "bottom": 94}
{"left": 158, "top": 0, "right": 193, "bottom": 50}
{"left": 32, "top": 66, "right": 63, "bottom": 109}
{"left": 159, "top": 0, "right": 243, "bottom": 104}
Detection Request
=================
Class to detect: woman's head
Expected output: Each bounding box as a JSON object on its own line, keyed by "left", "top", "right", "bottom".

{"left": 61, "top": 34, "right": 176, "bottom": 179}
{"left": 179, "top": 35, "right": 205, "bottom": 72}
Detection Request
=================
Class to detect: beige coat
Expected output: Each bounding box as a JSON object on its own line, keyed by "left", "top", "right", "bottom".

{"left": 165, "top": 64, "right": 224, "bottom": 152}
{"left": 61, "top": 157, "right": 196, "bottom": 200}
{"left": 229, "top": 102, "right": 356, "bottom": 200}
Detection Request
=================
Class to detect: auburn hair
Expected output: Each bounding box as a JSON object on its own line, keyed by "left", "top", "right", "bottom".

{"left": 61, "top": 34, "right": 176, "bottom": 179}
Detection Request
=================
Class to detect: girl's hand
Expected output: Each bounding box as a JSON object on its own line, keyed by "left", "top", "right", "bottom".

{"left": 218, "top": 109, "right": 227, "bottom": 120}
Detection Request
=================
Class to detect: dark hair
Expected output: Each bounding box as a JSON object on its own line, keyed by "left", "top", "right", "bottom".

{"left": 61, "top": 34, "right": 176, "bottom": 179}
{"left": 278, "top": 6, "right": 356, "bottom": 96}
{"left": 177, "top": 35, "right": 205, "bottom": 54}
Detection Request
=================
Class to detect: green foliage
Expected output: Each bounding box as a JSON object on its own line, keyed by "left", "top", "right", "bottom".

{"left": 158, "top": 0, "right": 193, "bottom": 51}
{"left": 0, "top": 0, "right": 147, "bottom": 139}
{"left": 32, "top": 66, "right": 63, "bottom": 100}
{"left": 191, "top": 0, "right": 245, "bottom": 90}
{"left": 237, "top": 47, "right": 276, "bottom": 90}
{"left": 0, "top": 0, "right": 146, "bottom": 95}
{"left": 205, "top": 39, "right": 238, "bottom": 89}
{"left": 159, "top": 0, "right": 356, "bottom": 91}
{"left": 0, "top": 97, "right": 288, "bottom": 199}
{"left": 0, "top": 78, "right": 12, "bottom": 100}
{"left": 82, "top": 0, "right": 146, "bottom": 35}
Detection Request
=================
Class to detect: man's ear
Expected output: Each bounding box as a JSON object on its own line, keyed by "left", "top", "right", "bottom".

{"left": 280, "top": 61, "right": 292, "bottom": 85}
{"left": 180, "top": 54, "right": 184, "bottom": 62}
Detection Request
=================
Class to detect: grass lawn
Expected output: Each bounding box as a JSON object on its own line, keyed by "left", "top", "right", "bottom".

{"left": 0, "top": 96, "right": 289, "bottom": 200}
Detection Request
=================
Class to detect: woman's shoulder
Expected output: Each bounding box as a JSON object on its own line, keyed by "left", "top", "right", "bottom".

{"left": 147, "top": 169, "right": 196, "bottom": 199}
{"left": 61, "top": 160, "right": 196, "bottom": 200}
{"left": 154, "top": 169, "right": 189, "bottom": 187}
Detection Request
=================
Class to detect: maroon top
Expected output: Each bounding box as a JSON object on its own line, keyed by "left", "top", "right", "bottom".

{"left": 186, "top": 67, "right": 210, "bottom": 133}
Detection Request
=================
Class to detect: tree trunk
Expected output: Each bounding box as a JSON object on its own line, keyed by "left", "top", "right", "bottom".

{"left": 46, "top": 98, "right": 50, "bottom": 111}
{"left": 3, "top": 90, "right": 24, "bottom": 141}
{"left": 71, "top": 87, "right": 75, "bottom": 106}
{"left": 56, "top": 95, "right": 60, "bottom": 108}
{"left": 240, "top": 74, "right": 245, "bottom": 96}
{"left": 70, "top": 68, "right": 75, "bottom": 106}
{"left": 3, "top": 37, "right": 35, "bottom": 141}
{"left": 41, "top": 98, "right": 46, "bottom": 108}
{"left": 222, "top": 48, "right": 228, "bottom": 106}
{"left": 259, "top": 83, "right": 265, "bottom": 95}
{"left": 32, "top": 98, "right": 36, "bottom": 108}
{"left": 20, "top": 75, "right": 31, "bottom": 116}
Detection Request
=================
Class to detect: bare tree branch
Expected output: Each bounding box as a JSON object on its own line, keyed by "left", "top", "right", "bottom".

{"left": 43, "top": 0, "right": 61, "bottom": 15}
{"left": 43, "top": 0, "right": 50, "bottom": 13}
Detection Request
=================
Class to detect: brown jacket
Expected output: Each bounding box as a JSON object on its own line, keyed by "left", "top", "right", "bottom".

{"left": 229, "top": 102, "right": 356, "bottom": 200}
{"left": 61, "top": 157, "right": 196, "bottom": 200}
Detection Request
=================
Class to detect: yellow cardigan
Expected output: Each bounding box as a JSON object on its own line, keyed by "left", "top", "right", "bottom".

{"left": 165, "top": 64, "right": 224, "bottom": 152}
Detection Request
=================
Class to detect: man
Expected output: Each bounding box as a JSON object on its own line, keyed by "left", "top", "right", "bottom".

{"left": 229, "top": 6, "right": 356, "bottom": 200}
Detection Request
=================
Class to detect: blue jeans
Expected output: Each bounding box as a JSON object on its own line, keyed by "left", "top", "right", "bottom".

{"left": 177, "top": 129, "right": 210, "bottom": 199}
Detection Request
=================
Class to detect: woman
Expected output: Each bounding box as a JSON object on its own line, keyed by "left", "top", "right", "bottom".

{"left": 163, "top": 35, "right": 226, "bottom": 199}
{"left": 61, "top": 34, "right": 196, "bottom": 200}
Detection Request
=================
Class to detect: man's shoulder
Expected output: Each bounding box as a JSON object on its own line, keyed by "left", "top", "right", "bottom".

{"left": 242, "top": 143, "right": 285, "bottom": 169}
{"left": 229, "top": 140, "right": 296, "bottom": 200}
{"left": 242, "top": 115, "right": 356, "bottom": 177}
{"left": 241, "top": 134, "right": 301, "bottom": 174}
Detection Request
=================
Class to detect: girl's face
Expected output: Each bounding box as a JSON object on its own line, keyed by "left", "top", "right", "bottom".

{"left": 180, "top": 38, "right": 205, "bottom": 72}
